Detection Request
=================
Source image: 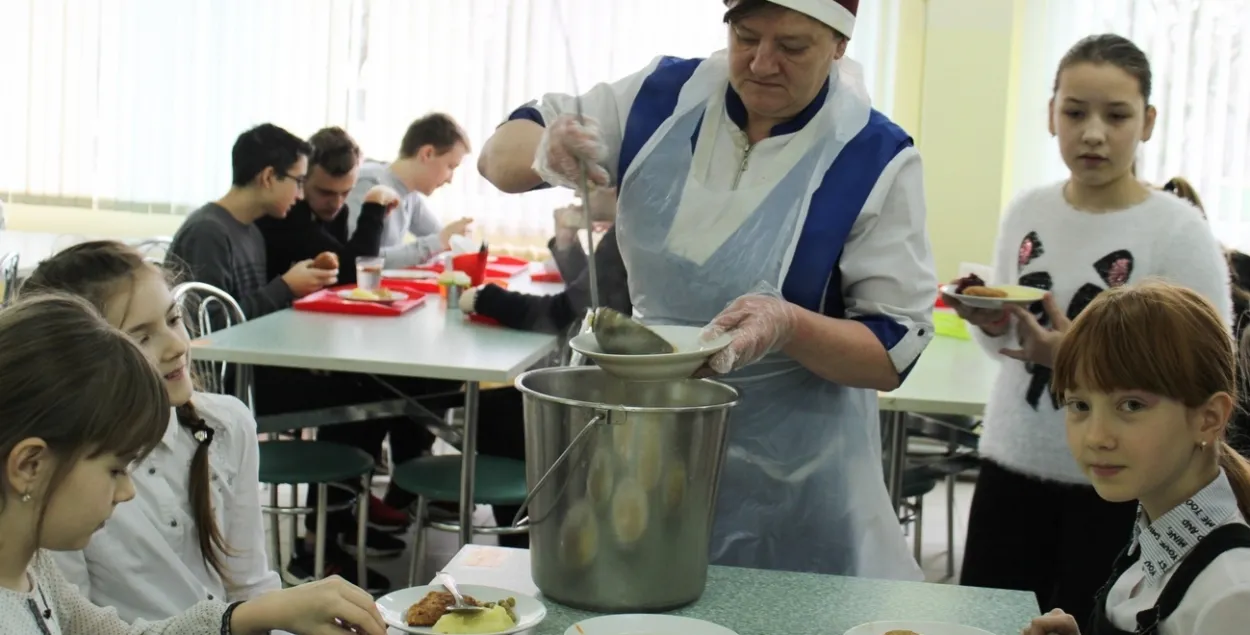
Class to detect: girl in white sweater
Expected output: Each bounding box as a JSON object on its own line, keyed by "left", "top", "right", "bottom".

{"left": 948, "top": 34, "right": 1232, "bottom": 627}
{"left": 0, "top": 295, "right": 384, "bottom": 634}
{"left": 1024, "top": 283, "right": 1250, "bottom": 635}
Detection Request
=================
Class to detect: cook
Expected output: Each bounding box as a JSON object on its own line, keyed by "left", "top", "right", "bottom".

{"left": 478, "top": 0, "right": 937, "bottom": 579}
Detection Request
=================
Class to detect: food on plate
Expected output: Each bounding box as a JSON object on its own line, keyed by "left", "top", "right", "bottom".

{"left": 438, "top": 270, "right": 473, "bottom": 288}
{"left": 559, "top": 500, "right": 599, "bottom": 568}
{"left": 312, "top": 251, "right": 339, "bottom": 270}
{"left": 431, "top": 603, "right": 517, "bottom": 634}
{"left": 405, "top": 591, "right": 481, "bottom": 627}
{"left": 883, "top": 631, "right": 921, "bottom": 635}
{"left": 346, "top": 287, "right": 395, "bottom": 302}
{"left": 952, "top": 273, "right": 986, "bottom": 294}
{"left": 586, "top": 449, "right": 615, "bottom": 507}
{"left": 611, "top": 478, "right": 649, "bottom": 546}
{"left": 961, "top": 286, "right": 1008, "bottom": 298}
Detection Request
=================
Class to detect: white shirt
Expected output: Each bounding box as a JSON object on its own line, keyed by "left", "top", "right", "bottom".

{"left": 50, "top": 392, "right": 280, "bottom": 623}
{"left": 973, "top": 183, "right": 1232, "bottom": 483}
{"left": 1106, "top": 470, "right": 1250, "bottom": 634}
{"left": 0, "top": 551, "right": 226, "bottom": 634}
{"left": 519, "top": 54, "right": 936, "bottom": 376}
{"left": 345, "top": 161, "right": 444, "bottom": 267}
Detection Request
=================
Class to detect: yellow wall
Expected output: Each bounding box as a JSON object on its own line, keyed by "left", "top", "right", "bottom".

{"left": 7, "top": 1, "right": 1026, "bottom": 281}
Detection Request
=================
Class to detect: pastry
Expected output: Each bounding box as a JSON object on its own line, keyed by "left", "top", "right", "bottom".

{"left": 405, "top": 590, "right": 480, "bottom": 627}
{"left": 961, "top": 286, "right": 1008, "bottom": 298}
{"left": 883, "top": 631, "right": 921, "bottom": 635}
{"left": 952, "top": 273, "right": 985, "bottom": 294}
{"left": 312, "top": 251, "right": 339, "bottom": 270}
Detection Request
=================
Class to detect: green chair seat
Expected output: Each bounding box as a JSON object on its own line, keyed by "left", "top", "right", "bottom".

{"left": 900, "top": 467, "right": 939, "bottom": 499}
{"left": 392, "top": 455, "right": 527, "bottom": 505}
{"left": 259, "top": 440, "right": 375, "bottom": 485}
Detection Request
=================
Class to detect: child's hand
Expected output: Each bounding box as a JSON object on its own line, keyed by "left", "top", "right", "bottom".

{"left": 1000, "top": 293, "right": 1069, "bottom": 367}
{"left": 1021, "top": 608, "right": 1081, "bottom": 635}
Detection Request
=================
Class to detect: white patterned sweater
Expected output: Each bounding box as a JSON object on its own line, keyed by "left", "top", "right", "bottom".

{"left": 0, "top": 550, "right": 227, "bottom": 634}
{"left": 973, "top": 182, "right": 1232, "bottom": 484}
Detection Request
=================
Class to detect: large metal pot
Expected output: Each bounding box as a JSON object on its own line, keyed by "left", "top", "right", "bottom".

{"left": 513, "top": 366, "right": 739, "bottom": 613}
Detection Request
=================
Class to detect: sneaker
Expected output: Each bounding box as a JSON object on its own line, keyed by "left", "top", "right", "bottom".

{"left": 285, "top": 542, "right": 391, "bottom": 595}
{"left": 426, "top": 500, "right": 464, "bottom": 523}
{"left": 367, "top": 495, "right": 410, "bottom": 533}
{"left": 339, "top": 525, "right": 407, "bottom": 559}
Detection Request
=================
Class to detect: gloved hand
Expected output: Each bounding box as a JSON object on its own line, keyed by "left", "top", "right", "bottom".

{"left": 458, "top": 286, "right": 479, "bottom": 313}
{"left": 532, "top": 114, "right": 611, "bottom": 190}
{"left": 700, "top": 284, "right": 800, "bottom": 374}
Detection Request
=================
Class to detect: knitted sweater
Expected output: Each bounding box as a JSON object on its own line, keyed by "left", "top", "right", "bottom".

{"left": 974, "top": 182, "right": 1232, "bottom": 484}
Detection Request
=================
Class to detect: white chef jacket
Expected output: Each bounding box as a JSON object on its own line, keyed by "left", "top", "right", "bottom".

{"left": 1106, "top": 469, "right": 1250, "bottom": 634}
{"left": 51, "top": 392, "right": 280, "bottom": 623}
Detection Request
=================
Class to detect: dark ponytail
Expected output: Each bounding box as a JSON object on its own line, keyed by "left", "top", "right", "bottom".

{"left": 176, "top": 402, "right": 235, "bottom": 584}
{"left": 25, "top": 241, "right": 235, "bottom": 583}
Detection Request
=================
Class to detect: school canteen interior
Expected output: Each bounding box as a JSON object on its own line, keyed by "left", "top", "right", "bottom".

{"left": 2, "top": 0, "right": 1248, "bottom": 586}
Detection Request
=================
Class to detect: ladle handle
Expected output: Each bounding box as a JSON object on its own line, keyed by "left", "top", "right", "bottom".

{"left": 565, "top": 308, "right": 595, "bottom": 367}
{"left": 511, "top": 412, "right": 607, "bottom": 528}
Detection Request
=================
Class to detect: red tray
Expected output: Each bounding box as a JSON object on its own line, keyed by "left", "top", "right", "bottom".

{"left": 530, "top": 271, "right": 563, "bottom": 283}
{"left": 415, "top": 254, "right": 531, "bottom": 279}
{"left": 467, "top": 313, "right": 500, "bottom": 326}
{"left": 294, "top": 281, "right": 428, "bottom": 316}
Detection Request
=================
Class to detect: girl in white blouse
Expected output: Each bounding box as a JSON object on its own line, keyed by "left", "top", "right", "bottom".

{"left": 0, "top": 294, "right": 384, "bottom": 634}
{"left": 20, "top": 241, "right": 383, "bottom": 634}
{"left": 1023, "top": 281, "right": 1250, "bottom": 635}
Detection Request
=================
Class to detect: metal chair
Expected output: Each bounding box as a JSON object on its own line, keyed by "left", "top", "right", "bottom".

{"left": 172, "top": 281, "right": 375, "bottom": 587}
{"left": 901, "top": 413, "right": 981, "bottom": 580}
{"left": 134, "top": 237, "right": 172, "bottom": 262}
{"left": 0, "top": 252, "right": 20, "bottom": 306}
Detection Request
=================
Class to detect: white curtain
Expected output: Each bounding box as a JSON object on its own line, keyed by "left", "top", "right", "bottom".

{"left": 1012, "top": 0, "right": 1250, "bottom": 250}
{"left": 0, "top": 0, "right": 900, "bottom": 241}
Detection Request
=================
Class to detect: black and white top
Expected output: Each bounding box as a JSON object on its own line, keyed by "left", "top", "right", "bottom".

{"left": 1103, "top": 470, "right": 1250, "bottom": 633}
{"left": 972, "top": 182, "right": 1233, "bottom": 483}
{"left": 0, "top": 551, "right": 226, "bottom": 634}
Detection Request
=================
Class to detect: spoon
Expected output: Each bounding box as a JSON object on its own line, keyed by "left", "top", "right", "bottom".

{"left": 591, "top": 307, "right": 675, "bottom": 355}
{"left": 437, "top": 572, "right": 485, "bottom": 615}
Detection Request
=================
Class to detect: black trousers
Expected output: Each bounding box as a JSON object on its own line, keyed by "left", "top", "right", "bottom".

{"left": 253, "top": 367, "right": 526, "bottom": 543}
{"left": 959, "top": 460, "right": 1136, "bottom": 630}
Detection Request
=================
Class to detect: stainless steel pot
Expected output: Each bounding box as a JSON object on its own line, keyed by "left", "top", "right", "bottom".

{"left": 513, "top": 366, "right": 739, "bottom": 613}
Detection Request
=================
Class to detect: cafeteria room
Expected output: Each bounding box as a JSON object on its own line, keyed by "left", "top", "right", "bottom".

{"left": 0, "top": 1, "right": 1248, "bottom": 634}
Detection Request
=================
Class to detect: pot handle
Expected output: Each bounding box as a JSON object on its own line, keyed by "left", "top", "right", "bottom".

{"left": 511, "top": 412, "right": 607, "bottom": 528}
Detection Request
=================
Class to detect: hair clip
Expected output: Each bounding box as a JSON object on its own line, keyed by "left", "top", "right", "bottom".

{"left": 192, "top": 425, "right": 215, "bottom": 445}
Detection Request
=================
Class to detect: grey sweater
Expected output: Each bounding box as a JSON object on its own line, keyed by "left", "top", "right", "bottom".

{"left": 345, "top": 161, "right": 444, "bottom": 267}
{"left": 167, "top": 203, "right": 293, "bottom": 321}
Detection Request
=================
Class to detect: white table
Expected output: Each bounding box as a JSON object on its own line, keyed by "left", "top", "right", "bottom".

{"left": 191, "top": 276, "right": 563, "bottom": 547}
{"left": 877, "top": 329, "right": 1000, "bottom": 519}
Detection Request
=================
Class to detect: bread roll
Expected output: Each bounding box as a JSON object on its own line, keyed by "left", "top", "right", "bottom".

{"left": 313, "top": 251, "right": 339, "bottom": 271}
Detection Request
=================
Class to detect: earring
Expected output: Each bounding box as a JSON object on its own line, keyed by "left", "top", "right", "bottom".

{"left": 20, "top": 491, "right": 31, "bottom": 503}
{"left": 1200, "top": 440, "right": 1209, "bottom": 450}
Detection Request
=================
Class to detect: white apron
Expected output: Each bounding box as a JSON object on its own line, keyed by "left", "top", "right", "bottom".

{"left": 614, "top": 52, "right": 921, "bottom": 579}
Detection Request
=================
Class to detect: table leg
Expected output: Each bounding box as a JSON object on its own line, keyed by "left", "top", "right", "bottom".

{"left": 458, "top": 381, "right": 480, "bottom": 547}
{"left": 887, "top": 411, "right": 907, "bottom": 513}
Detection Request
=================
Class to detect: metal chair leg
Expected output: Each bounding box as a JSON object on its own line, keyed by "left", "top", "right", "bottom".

{"left": 314, "top": 484, "right": 328, "bottom": 580}
{"left": 407, "top": 497, "right": 429, "bottom": 586}
{"left": 267, "top": 485, "right": 282, "bottom": 573}
{"left": 946, "top": 437, "right": 958, "bottom": 580}
{"left": 357, "top": 474, "right": 369, "bottom": 589}
{"left": 913, "top": 495, "right": 925, "bottom": 564}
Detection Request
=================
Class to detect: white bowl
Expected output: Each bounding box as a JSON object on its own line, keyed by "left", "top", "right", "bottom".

{"left": 568, "top": 324, "right": 732, "bottom": 381}
{"left": 843, "top": 621, "right": 997, "bottom": 635}
{"left": 566, "top": 614, "right": 739, "bottom": 635}
{"left": 375, "top": 584, "right": 546, "bottom": 635}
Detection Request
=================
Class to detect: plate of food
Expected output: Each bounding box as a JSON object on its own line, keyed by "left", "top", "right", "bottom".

{"left": 375, "top": 584, "right": 546, "bottom": 635}
{"left": 842, "top": 622, "right": 997, "bottom": 635}
{"left": 337, "top": 287, "right": 409, "bottom": 304}
{"left": 383, "top": 269, "right": 438, "bottom": 280}
{"left": 568, "top": 323, "right": 733, "bottom": 381}
{"left": 941, "top": 273, "right": 1045, "bottom": 309}
{"left": 565, "top": 614, "right": 739, "bottom": 635}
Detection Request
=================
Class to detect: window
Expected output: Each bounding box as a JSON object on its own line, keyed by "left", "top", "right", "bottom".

{"left": 1011, "top": 0, "right": 1250, "bottom": 249}
{"left": 0, "top": 0, "right": 900, "bottom": 240}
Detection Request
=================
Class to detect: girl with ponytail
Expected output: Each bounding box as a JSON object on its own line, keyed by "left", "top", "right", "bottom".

{"left": 1024, "top": 281, "right": 1250, "bottom": 634}
{"left": 22, "top": 241, "right": 282, "bottom": 622}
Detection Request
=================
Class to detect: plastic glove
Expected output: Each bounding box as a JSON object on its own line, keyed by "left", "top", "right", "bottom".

{"left": 458, "top": 286, "right": 479, "bottom": 313}
{"left": 532, "top": 114, "right": 611, "bottom": 190}
{"left": 700, "top": 284, "right": 800, "bottom": 374}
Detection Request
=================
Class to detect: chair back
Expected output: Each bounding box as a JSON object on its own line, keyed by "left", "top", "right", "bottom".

{"left": 0, "top": 252, "right": 20, "bottom": 306}
{"left": 134, "top": 237, "right": 172, "bottom": 262}
{"left": 171, "top": 281, "right": 253, "bottom": 409}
